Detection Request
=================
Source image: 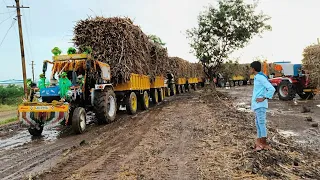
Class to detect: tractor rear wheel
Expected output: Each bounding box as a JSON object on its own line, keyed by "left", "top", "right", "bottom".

{"left": 140, "top": 91, "right": 149, "bottom": 110}
{"left": 94, "top": 88, "right": 117, "bottom": 124}
{"left": 28, "top": 125, "right": 43, "bottom": 136}
{"left": 151, "top": 89, "right": 159, "bottom": 104}
{"left": 298, "top": 92, "right": 314, "bottom": 100}
{"left": 72, "top": 107, "right": 86, "bottom": 134}
{"left": 125, "top": 92, "right": 138, "bottom": 115}
{"left": 278, "top": 81, "right": 296, "bottom": 101}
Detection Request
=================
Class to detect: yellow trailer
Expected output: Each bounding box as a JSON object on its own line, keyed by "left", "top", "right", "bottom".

{"left": 150, "top": 76, "right": 166, "bottom": 105}
{"left": 114, "top": 74, "right": 166, "bottom": 115}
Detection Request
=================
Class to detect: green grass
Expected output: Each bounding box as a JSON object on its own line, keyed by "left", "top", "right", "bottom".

{"left": 0, "top": 105, "right": 17, "bottom": 112}
{"left": 0, "top": 117, "right": 18, "bottom": 126}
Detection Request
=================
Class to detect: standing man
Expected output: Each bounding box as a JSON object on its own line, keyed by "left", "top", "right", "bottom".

{"left": 250, "top": 61, "right": 275, "bottom": 151}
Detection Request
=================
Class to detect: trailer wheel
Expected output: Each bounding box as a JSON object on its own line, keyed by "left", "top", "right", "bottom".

{"left": 151, "top": 89, "right": 159, "bottom": 104}
{"left": 72, "top": 107, "right": 86, "bottom": 134}
{"left": 158, "top": 88, "right": 164, "bottom": 102}
{"left": 181, "top": 85, "right": 186, "bottom": 93}
{"left": 170, "top": 84, "right": 176, "bottom": 96}
{"left": 94, "top": 88, "right": 117, "bottom": 124}
{"left": 176, "top": 85, "right": 181, "bottom": 94}
{"left": 188, "top": 84, "right": 193, "bottom": 92}
{"left": 125, "top": 92, "right": 138, "bottom": 115}
{"left": 278, "top": 81, "right": 296, "bottom": 101}
{"left": 140, "top": 91, "right": 149, "bottom": 110}
{"left": 298, "top": 92, "right": 314, "bottom": 100}
{"left": 193, "top": 84, "right": 198, "bottom": 91}
{"left": 28, "top": 125, "right": 43, "bottom": 136}
{"left": 238, "top": 81, "right": 244, "bottom": 86}
{"left": 230, "top": 81, "right": 235, "bottom": 87}
{"left": 249, "top": 79, "right": 254, "bottom": 85}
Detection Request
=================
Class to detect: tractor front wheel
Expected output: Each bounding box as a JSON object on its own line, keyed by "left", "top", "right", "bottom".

{"left": 72, "top": 107, "right": 86, "bottom": 134}
{"left": 28, "top": 125, "right": 43, "bottom": 136}
{"left": 278, "top": 81, "right": 296, "bottom": 101}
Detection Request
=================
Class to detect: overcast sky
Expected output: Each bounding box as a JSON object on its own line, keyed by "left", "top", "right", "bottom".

{"left": 0, "top": 0, "right": 319, "bottom": 80}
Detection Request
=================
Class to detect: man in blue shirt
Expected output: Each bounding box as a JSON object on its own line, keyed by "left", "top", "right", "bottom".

{"left": 250, "top": 61, "right": 276, "bottom": 151}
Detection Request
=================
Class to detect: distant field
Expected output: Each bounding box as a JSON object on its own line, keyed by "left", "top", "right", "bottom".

{"left": 0, "top": 105, "right": 17, "bottom": 112}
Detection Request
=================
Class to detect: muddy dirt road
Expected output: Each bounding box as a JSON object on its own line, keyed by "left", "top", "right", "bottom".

{"left": 0, "top": 88, "right": 319, "bottom": 180}
{"left": 221, "top": 86, "right": 320, "bottom": 152}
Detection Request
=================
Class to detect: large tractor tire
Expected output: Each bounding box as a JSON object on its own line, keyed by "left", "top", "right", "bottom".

{"left": 125, "top": 92, "right": 138, "bottom": 115}
{"left": 151, "top": 89, "right": 159, "bottom": 104}
{"left": 94, "top": 88, "right": 117, "bottom": 124}
{"left": 28, "top": 125, "right": 43, "bottom": 136}
{"left": 158, "top": 88, "right": 164, "bottom": 102}
{"left": 72, "top": 107, "right": 86, "bottom": 134}
{"left": 278, "top": 81, "right": 296, "bottom": 101}
{"left": 298, "top": 92, "right": 314, "bottom": 100}
{"left": 140, "top": 91, "right": 150, "bottom": 110}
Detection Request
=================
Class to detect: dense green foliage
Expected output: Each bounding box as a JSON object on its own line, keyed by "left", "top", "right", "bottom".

{"left": 187, "top": 0, "right": 271, "bottom": 80}
{"left": 0, "top": 85, "right": 24, "bottom": 105}
{"left": 148, "top": 34, "right": 166, "bottom": 46}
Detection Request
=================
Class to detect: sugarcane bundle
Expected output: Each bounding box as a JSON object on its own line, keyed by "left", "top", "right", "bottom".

{"left": 73, "top": 16, "right": 152, "bottom": 84}
{"left": 302, "top": 44, "right": 320, "bottom": 88}
{"left": 149, "top": 42, "right": 170, "bottom": 80}
{"left": 168, "top": 57, "right": 191, "bottom": 78}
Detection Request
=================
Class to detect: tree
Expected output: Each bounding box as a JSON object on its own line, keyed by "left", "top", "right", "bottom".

{"left": 187, "top": 0, "right": 271, "bottom": 83}
{"left": 148, "top": 34, "right": 166, "bottom": 46}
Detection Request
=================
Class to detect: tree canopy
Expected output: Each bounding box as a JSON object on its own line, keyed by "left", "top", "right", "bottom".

{"left": 187, "top": 0, "right": 271, "bottom": 80}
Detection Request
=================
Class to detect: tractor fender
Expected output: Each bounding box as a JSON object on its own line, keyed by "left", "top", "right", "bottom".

{"left": 281, "top": 78, "right": 293, "bottom": 83}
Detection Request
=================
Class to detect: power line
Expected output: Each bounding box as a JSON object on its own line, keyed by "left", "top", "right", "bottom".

{"left": 0, "top": 10, "right": 15, "bottom": 14}
{"left": 0, "top": 13, "right": 14, "bottom": 26}
{"left": 0, "top": 18, "right": 16, "bottom": 48}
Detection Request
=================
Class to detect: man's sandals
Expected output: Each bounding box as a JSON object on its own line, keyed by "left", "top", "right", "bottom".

{"left": 253, "top": 139, "right": 271, "bottom": 151}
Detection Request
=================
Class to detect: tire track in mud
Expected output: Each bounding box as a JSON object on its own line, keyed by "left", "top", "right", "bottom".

{"left": 39, "top": 107, "right": 166, "bottom": 180}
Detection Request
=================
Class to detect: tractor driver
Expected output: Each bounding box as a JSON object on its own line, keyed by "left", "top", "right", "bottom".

{"left": 59, "top": 72, "right": 72, "bottom": 99}
{"left": 38, "top": 74, "right": 49, "bottom": 90}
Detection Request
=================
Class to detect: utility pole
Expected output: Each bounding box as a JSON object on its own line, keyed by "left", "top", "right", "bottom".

{"left": 30, "top": 60, "right": 35, "bottom": 82}
{"left": 7, "top": 0, "right": 29, "bottom": 97}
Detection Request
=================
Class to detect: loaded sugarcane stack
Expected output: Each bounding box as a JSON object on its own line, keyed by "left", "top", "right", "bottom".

{"left": 149, "top": 42, "right": 170, "bottom": 80}
{"left": 302, "top": 44, "right": 320, "bottom": 88}
{"left": 73, "top": 16, "right": 205, "bottom": 83}
{"left": 73, "top": 17, "right": 152, "bottom": 84}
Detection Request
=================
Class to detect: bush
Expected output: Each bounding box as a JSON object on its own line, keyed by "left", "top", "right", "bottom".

{"left": 0, "top": 85, "right": 24, "bottom": 105}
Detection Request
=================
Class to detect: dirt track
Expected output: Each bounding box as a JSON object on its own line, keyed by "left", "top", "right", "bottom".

{"left": 0, "top": 87, "right": 319, "bottom": 180}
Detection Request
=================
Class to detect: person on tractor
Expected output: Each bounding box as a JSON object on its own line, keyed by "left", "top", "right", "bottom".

{"left": 59, "top": 72, "right": 72, "bottom": 99}
{"left": 250, "top": 61, "right": 276, "bottom": 151}
{"left": 38, "top": 74, "right": 49, "bottom": 90}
